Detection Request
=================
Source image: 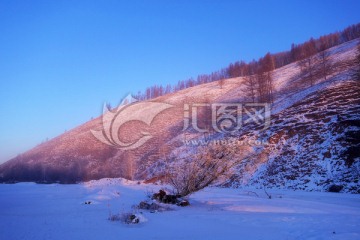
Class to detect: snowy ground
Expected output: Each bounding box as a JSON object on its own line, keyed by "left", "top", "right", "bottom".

{"left": 0, "top": 178, "right": 359, "bottom": 240}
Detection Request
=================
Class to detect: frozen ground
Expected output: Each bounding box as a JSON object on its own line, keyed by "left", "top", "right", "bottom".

{"left": 0, "top": 178, "right": 359, "bottom": 240}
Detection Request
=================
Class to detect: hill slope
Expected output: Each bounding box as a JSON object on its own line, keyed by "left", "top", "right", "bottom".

{"left": 227, "top": 79, "right": 360, "bottom": 193}
{"left": 0, "top": 39, "right": 359, "bottom": 193}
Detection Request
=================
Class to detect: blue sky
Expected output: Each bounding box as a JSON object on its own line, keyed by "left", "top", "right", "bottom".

{"left": 0, "top": 0, "right": 360, "bottom": 163}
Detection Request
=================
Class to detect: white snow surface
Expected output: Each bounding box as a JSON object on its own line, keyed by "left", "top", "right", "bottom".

{"left": 1, "top": 178, "right": 359, "bottom": 240}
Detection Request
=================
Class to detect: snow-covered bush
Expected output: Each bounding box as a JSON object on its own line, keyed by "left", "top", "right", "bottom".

{"left": 167, "top": 144, "right": 239, "bottom": 197}
{"left": 150, "top": 190, "right": 190, "bottom": 206}
{"left": 108, "top": 212, "right": 147, "bottom": 224}
{"left": 137, "top": 199, "right": 177, "bottom": 211}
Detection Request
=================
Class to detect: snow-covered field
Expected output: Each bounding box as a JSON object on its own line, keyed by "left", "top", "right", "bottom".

{"left": 0, "top": 179, "right": 359, "bottom": 240}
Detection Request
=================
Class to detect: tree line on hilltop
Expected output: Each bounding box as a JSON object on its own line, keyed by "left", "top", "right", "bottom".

{"left": 134, "top": 23, "right": 360, "bottom": 102}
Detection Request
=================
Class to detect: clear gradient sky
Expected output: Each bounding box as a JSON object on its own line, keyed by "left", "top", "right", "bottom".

{"left": 0, "top": 0, "right": 360, "bottom": 163}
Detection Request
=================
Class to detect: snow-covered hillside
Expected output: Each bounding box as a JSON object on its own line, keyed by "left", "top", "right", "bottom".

{"left": 146, "top": 39, "right": 360, "bottom": 193}
{"left": 227, "top": 79, "right": 360, "bottom": 193}
{"left": 1, "top": 178, "right": 360, "bottom": 240}
{"left": 0, "top": 38, "right": 359, "bottom": 194}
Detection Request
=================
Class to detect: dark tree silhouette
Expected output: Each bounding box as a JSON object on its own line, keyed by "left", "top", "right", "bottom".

{"left": 317, "top": 42, "right": 333, "bottom": 81}
{"left": 242, "top": 75, "right": 257, "bottom": 102}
